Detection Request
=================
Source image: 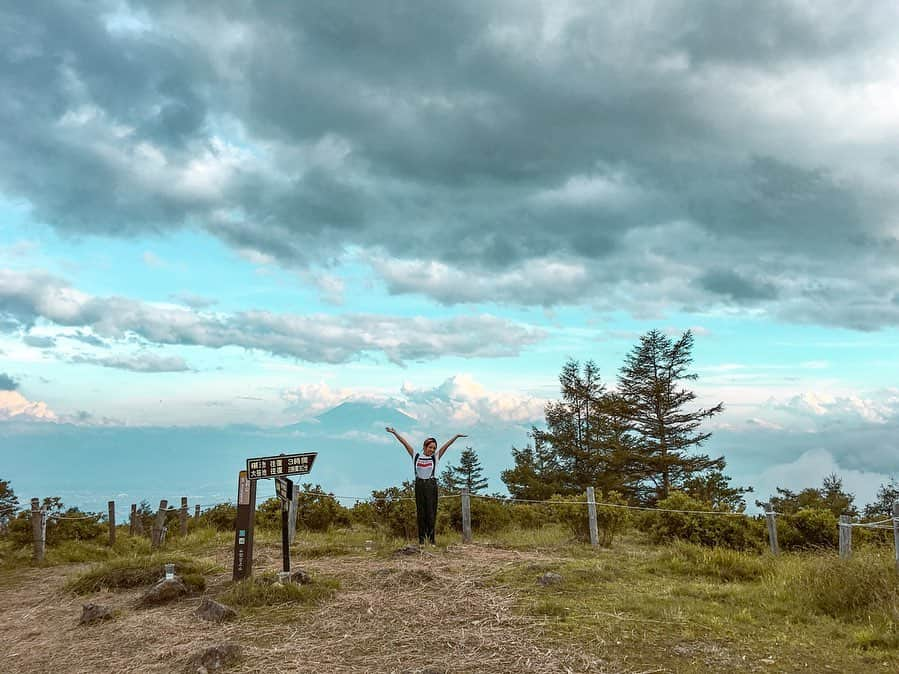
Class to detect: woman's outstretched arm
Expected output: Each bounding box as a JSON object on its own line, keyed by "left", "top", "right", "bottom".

{"left": 385, "top": 427, "right": 415, "bottom": 458}
{"left": 437, "top": 434, "right": 467, "bottom": 460}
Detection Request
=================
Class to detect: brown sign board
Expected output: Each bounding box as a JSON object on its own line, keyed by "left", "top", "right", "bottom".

{"left": 232, "top": 470, "right": 256, "bottom": 581}
{"left": 247, "top": 452, "right": 317, "bottom": 480}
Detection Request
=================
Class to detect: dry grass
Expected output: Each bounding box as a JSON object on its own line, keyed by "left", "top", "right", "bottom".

{"left": 0, "top": 539, "right": 610, "bottom": 673}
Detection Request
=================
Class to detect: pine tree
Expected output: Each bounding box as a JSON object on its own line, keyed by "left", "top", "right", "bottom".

{"left": 618, "top": 329, "right": 725, "bottom": 503}
{"left": 502, "top": 359, "right": 639, "bottom": 499}
{"left": 864, "top": 477, "right": 899, "bottom": 519}
{"left": 0, "top": 478, "right": 19, "bottom": 527}
{"left": 442, "top": 447, "right": 488, "bottom": 493}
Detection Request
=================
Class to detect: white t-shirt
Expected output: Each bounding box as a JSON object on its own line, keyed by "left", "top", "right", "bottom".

{"left": 414, "top": 452, "right": 438, "bottom": 480}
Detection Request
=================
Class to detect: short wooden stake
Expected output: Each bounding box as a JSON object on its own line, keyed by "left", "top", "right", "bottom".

{"left": 129, "top": 503, "right": 137, "bottom": 536}
{"left": 151, "top": 499, "right": 168, "bottom": 548}
{"left": 586, "top": 487, "right": 599, "bottom": 547}
{"left": 892, "top": 501, "right": 899, "bottom": 573}
{"left": 764, "top": 503, "right": 779, "bottom": 555}
{"left": 107, "top": 501, "right": 116, "bottom": 546}
{"left": 179, "top": 497, "right": 188, "bottom": 537}
{"left": 461, "top": 488, "right": 472, "bottom": 544}
{"left": 839, "top": 514, "right": 852, "bottom": 559}
{"left": 194, "top": 504, "right": 201, "bottom": 519}
{"left": 30, "top": 498, "right": 46, "bottom": 562}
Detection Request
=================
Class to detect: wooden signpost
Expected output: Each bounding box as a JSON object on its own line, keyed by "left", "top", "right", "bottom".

{"left": 233, "top": 452, "right": 316, "bottom": 582}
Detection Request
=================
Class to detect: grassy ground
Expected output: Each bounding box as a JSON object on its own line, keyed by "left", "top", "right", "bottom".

{"left": 1, "top": 525, "right": 898, "bottom": 672}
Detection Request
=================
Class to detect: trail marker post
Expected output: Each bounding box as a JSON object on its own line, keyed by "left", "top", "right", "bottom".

{"left": 108, "top": 501, "right": 116, "bottom": 546}
{"left": 232, "top": 471, "right": 256, "bottom": 581}
{"left": 275, "top": 477, "right": 294, "bottom": 574}
{"left": 235, "top": 451, "right": 317, "bottom": 582}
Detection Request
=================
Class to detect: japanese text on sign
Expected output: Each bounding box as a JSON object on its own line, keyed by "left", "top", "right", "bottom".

{"left": 246, "top": 452, "right": 317, "bottom": 480}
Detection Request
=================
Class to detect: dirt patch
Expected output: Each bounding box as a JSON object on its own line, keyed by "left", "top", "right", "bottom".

{"left": 0, "top": 545, "right": 610, "bottom": 673}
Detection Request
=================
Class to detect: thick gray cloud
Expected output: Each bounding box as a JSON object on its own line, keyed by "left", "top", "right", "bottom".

{"left": 2, "top": 1, "right": 899, "bottom": 326}
{"left": 0, "top": 269, "right": 544, "bottom": 364}
{"left": 0, "top": 373, "right": 18, "bottom": 390}
{"left": 70, "top": 352, "right": 191, "bottom": 373}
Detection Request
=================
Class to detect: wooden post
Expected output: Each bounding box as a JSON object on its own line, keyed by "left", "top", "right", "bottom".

{"left": 765, "top": 503, "right": 779, "bottom": 555}
{"left": 179, "top": 497, "right": 188, "bottom": 537}
{"left": 129, "top": 503, "right": 137, "bottom": 536}
{"left": 287, "top": 488, "right": 299, "bottom": 545}
{"left": 839, "top": 515, "right": 851, "bottom": 559}
{"left": 107, "top": 501, "right": 116, "bottom": 546}
{"left": 892, "top": 501, "right": 899, "bottom": 573}
{"left": 30, "top": 498, "right": 46, "bottom": 562}
{"left": 194, "top": 504, "right": 201, "bottom": 520}
{"left": 586, "top": 487, "right": 599, "bottom": 547}
{"left": 461, "top": 488, "right": 472, "bottom": 544}
{"left": 151, "top": 499, "right": 168, "bottom": 548}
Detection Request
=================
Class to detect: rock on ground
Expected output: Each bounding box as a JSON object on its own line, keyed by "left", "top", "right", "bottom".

{"left": 196, "top": 597, "right": 237, "bottom": 623}
{"left": 138, "top": 577, "right": 189, "bottom": 607}
{"left": 395, "top": 545, "right": 420, "bottom": 556}
{"left": 290, "top": 568, "right": 311, "bottom": 584}
{"left": 185, "top": 642, "right": 242, "bottom": 673}
{"left": 537, "top": 572, "right": 563, "bottom": 586}
{"left": 79, "top": 603, "right": 114, "bottom": 624}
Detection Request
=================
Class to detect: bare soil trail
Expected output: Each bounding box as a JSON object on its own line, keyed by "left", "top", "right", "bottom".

{"left": 1, "top": 543, "right": 610, "bottom": 674}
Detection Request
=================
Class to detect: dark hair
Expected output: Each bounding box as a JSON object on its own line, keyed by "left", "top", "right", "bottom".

{"left": 423, "top": 437, "right": 437, "bottom": 449}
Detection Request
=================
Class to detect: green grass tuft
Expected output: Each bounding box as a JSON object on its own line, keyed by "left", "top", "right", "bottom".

{"left": 219, "top": 573, "right": 339, "bottom": 608}
{"left": 66, "top": 553, "right": 221, "bottom": 594}
{"left": 648, "top": 541, "right": 773, "bottom": 582}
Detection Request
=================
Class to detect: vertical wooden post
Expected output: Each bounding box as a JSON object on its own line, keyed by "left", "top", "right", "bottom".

{"left": 194, "top": 504, "right": 201, "bottom": 520}
{"left": 107, "top": 501, "right": 116, "bottom": 546}
{"left": 129, "top": 504, "right": 137, "bottom": 536}
{"left": 179, "top": 497, "right": 188, "bottom": 537}
{"left": 461, "top": 488, "right": 472, "bottom": 544}
{"left": 287, "top": 488, "right": 299, "bottom": 545}
{"left": 765, "top": 503, "right": 779, "bottom": 555}
{"left": 839, "top": 515, "right": 851, "bottom": 559}
{"left": 892, "top": 501, "right": 899, "bottom": 573}
{"left": 586, "top": 487, "right": 599, "bottom": 547}
{"left": 151, "top": 499, "right": 168, "bottom": 548}
{"left": 30, "top": 498, "right": 46, "bottom": 562}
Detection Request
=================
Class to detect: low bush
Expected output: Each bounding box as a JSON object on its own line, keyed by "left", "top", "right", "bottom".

{"left": 444, "top": 495, "right": 512, "bottom": 533}
{"left": 778, "top": 508, "right": 838, "bottom": 550}
{"left": 7, "top": 506, "right": 105, "bottom": 547}
{"left": 651, "top": 541, "right": 772, "bottom": 582}
{"left": 200, "top": 503, "right": 237, "bottom": 532}
{"left": 549, "top": 491, "right": 629, "bottom": 546}
{"left": 640, "top": 492, "right": 764, "bottom": 551}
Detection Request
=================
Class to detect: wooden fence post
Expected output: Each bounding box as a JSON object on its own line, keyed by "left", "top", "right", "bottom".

{"left": 129, "top": 503, "right": 137, "bottom": 536}
{"left": 764, "top": 503, "right": 779, "bottom": 555}
{"left": 107, "top": 501, "right": 116, "bottom": 546}
{"left": 586, "top": 487, "right": 599, "bottom": 548}
{"left": 892, "top": 501, "right": 899, "bottom": 573}
{"left": 180, "top": 497, "right": 188, "bottom": 537}
{"left": 151, "top": 499, "right": 168, "bottom": 548}
{"left": 461, "top": 488, "right": 472, "bottom": 544}
{"left": 194, "top": 504, "right": 201, "bottom": 520}
{"left": 839, "top": 515, "right": 851, "bottom": 559}
{"left": 30, "top": 498, "right": 46, "bottom": 562}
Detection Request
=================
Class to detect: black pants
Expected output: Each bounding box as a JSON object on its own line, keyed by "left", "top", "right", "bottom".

{"left": 414, "top": 478, "right": 438, "bottom": 544}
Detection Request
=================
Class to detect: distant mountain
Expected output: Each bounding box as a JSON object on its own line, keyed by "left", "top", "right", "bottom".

{"left": 285, "top": 402, "right": 418, "bottom": 435}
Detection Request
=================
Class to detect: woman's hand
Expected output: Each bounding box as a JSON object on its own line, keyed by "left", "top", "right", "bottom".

{"left": 385, "top": 426, "right": 396, "bottom": 434}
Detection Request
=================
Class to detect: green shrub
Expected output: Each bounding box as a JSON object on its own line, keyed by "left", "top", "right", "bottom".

{"left": 547, "top": 492, "right": 629, "bottom": 546}
{"left": 7, "top": 506, "right": 105, "bottom": 547}
{"left": 641, "top": 492, "right": 764, "bottom": 551}
{"left": 778, "top": 508, "right": 838, "bottom": 550}
{"left": 367, "top": 484, "right": 418, "bottom": 539}
{"left": 508, "top": 503, "right": 554, "bottom": 529}
{"left": 444, "top": 495, "right": 512, "bottom": 533}
{"left": 200, "top": 503, "right": 237, "bottom": 532}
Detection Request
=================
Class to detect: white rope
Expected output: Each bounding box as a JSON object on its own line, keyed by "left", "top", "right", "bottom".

{"left": 469, "top": 492, "right": 756, "bottom": 517}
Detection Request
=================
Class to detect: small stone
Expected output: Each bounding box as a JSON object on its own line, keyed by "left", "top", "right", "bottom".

{"left": 139, "top": 577, "right": 189, "bottom": 607}
{"left": 395, "top": 545, "right": 420, "bottom": 556}
{"left": 537, "top": 572, "right": 563, "bottom": 586}
{"left": 290, "top": 568, "right": 311, "bottom": 585}
{"left": 186, "top": 643, "right": 242, "bottom": 673}
{"left": 79, "top": 603, "right": 113, "bottom": 624}
{"left": 196, "top": 598, "right": 237, "bottom": 623}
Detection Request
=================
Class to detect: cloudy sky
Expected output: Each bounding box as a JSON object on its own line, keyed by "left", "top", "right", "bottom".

{"left": 2, "top": 1, "right": 898, "bottom": 511}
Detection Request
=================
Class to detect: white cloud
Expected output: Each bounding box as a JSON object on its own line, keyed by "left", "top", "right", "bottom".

{"left": 0, "top": 390, "right": 57, "bottom": 421}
